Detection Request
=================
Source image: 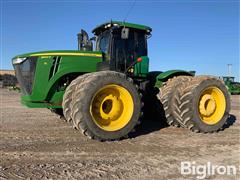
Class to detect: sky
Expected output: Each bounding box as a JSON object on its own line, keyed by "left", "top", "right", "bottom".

{"left": 1, "top": 0, "right": 239, "bottom": 81}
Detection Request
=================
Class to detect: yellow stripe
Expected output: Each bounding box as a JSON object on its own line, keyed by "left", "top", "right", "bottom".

{"left": 29, "top": 53, "right": 102, "bottom": 57}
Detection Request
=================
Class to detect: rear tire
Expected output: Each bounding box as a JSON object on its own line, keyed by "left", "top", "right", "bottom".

{"left": 71, "top": 71, "right": 141, "bottom": 141}
{"left": 172, "top": 76, "right": 230, "bottom": 132}
{"left": 157, "top": 76, "right": 192, "bottom": 127}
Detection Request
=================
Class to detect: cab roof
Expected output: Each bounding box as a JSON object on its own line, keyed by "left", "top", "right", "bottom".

{"left": 92, "top": 20, "right": 152, "bottom": 35}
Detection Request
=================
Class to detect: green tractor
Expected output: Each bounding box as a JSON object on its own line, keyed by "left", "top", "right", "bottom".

{"left": 12, "top": 21, "right": 230, "bottom": 141}
{"left": 222, "top": 76, "right": 240, "bottom": 95}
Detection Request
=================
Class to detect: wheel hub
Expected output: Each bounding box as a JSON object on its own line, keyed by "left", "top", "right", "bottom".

{"left": 90, "top": 84, "right": 134, "bottom": 131}
{"left": 198, "top": 86, "right": 226, "bottom": 125}
{"left": 95, "top": 94, "right": 123, "bottom": 121}
{"left": 199, "top": 94, "right": 216, "bottom": 116}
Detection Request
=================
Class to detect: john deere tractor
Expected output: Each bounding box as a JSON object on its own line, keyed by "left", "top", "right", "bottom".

{"left": 12, "top": 21, "right": 230, "bottom": 141}
{"left": 222, "top": 76, "right": 240, "bottom": 95}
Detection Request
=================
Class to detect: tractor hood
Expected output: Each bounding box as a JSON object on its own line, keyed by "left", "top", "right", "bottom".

{"left": 12, "top": 50, "right": 102, "bottom": 60}
{"left": 12, "top": 49, "right": 103, "bottom": 103}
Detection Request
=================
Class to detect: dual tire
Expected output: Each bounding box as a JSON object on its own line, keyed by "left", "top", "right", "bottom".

{"left": 157, "top": 76, "right": 193, "bottom": 127}
{"left": 63, "top": 71, "right": 141, "bottom": 141}
{"left": 159, "top": 76, "right": 230, "bottom": 133}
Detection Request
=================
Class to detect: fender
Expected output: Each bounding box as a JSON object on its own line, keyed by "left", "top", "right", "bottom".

{"left": 155, "top": 70, "right": 194, "bottom": 88}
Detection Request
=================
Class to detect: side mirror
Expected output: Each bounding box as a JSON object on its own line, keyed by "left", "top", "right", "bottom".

{"left": 121, "top": 28, "right": 129, "bottom": 39}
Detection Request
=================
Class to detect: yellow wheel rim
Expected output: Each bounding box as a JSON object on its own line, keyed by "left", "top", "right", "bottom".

{"left": 90, "top": 84, "right": 134, "bottom": 131}
{"left": 198, "top": 86, "right": 226, "bottom": 125}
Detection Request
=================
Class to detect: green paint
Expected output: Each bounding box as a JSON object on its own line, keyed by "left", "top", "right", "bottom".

{"left": 155, "top": 70, "right": 193, "bottom": 88}
{"left": 13, "top": 50, "right": 102, "bottom": 59}
{"left": 134, "top": 56, "right": 149, "bottom": 77}
{"left": 16, "top": 51, "right": 102, "bottom": 107}
{"left": 222, "top": 76, "right": 240, "bottom": 94}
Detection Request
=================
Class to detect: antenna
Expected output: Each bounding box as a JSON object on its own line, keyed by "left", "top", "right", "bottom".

{"left": 227, "top": 64, "right": 232, "bottom": 76}
{"left": 123, "top": 0, "right": 136, "bottom": 22}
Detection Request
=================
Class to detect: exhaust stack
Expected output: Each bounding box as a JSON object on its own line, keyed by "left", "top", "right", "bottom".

{"left": 77, "top": 29, "right": 93, "bottom": 51}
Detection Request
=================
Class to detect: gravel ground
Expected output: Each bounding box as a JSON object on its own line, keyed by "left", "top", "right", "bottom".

{"left": 0, "top": 88, "right": 239, "bottom": 180}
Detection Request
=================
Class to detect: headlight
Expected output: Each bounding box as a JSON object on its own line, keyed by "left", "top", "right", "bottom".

{"left": 12, "top": 57, "right": 27, "bottom": 65}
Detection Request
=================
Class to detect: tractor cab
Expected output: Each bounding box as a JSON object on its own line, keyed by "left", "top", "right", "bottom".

{"left": 222, "top": 76, "right": 235, "bottom": 83}
{"left": 79, "top": 21, "right": 152, "bottom": 75}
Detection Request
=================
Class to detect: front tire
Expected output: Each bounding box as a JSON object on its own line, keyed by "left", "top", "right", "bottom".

{"left": 71, "top": 71, "right": 141, "bottom": 141}
{"left": 62, "top": 74, "right": 90, "bottom": 123}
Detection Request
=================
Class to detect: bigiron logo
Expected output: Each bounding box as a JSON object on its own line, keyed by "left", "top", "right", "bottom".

{"left": 180, "top": 161, "right": 239, "bottom": 179}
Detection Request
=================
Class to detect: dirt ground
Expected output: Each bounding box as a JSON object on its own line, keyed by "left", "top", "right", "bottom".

{"left": 0, "top": 88, "right": 239, "bottom": 180}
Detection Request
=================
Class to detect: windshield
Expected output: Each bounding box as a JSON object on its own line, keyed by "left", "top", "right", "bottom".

{"left": 96, "top": 31, "right": 110, "bottom": 54}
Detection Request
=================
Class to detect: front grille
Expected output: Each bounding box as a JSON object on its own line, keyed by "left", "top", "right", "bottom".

{"left": 13, "top": 57, "right": 37, "bottom": 95}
